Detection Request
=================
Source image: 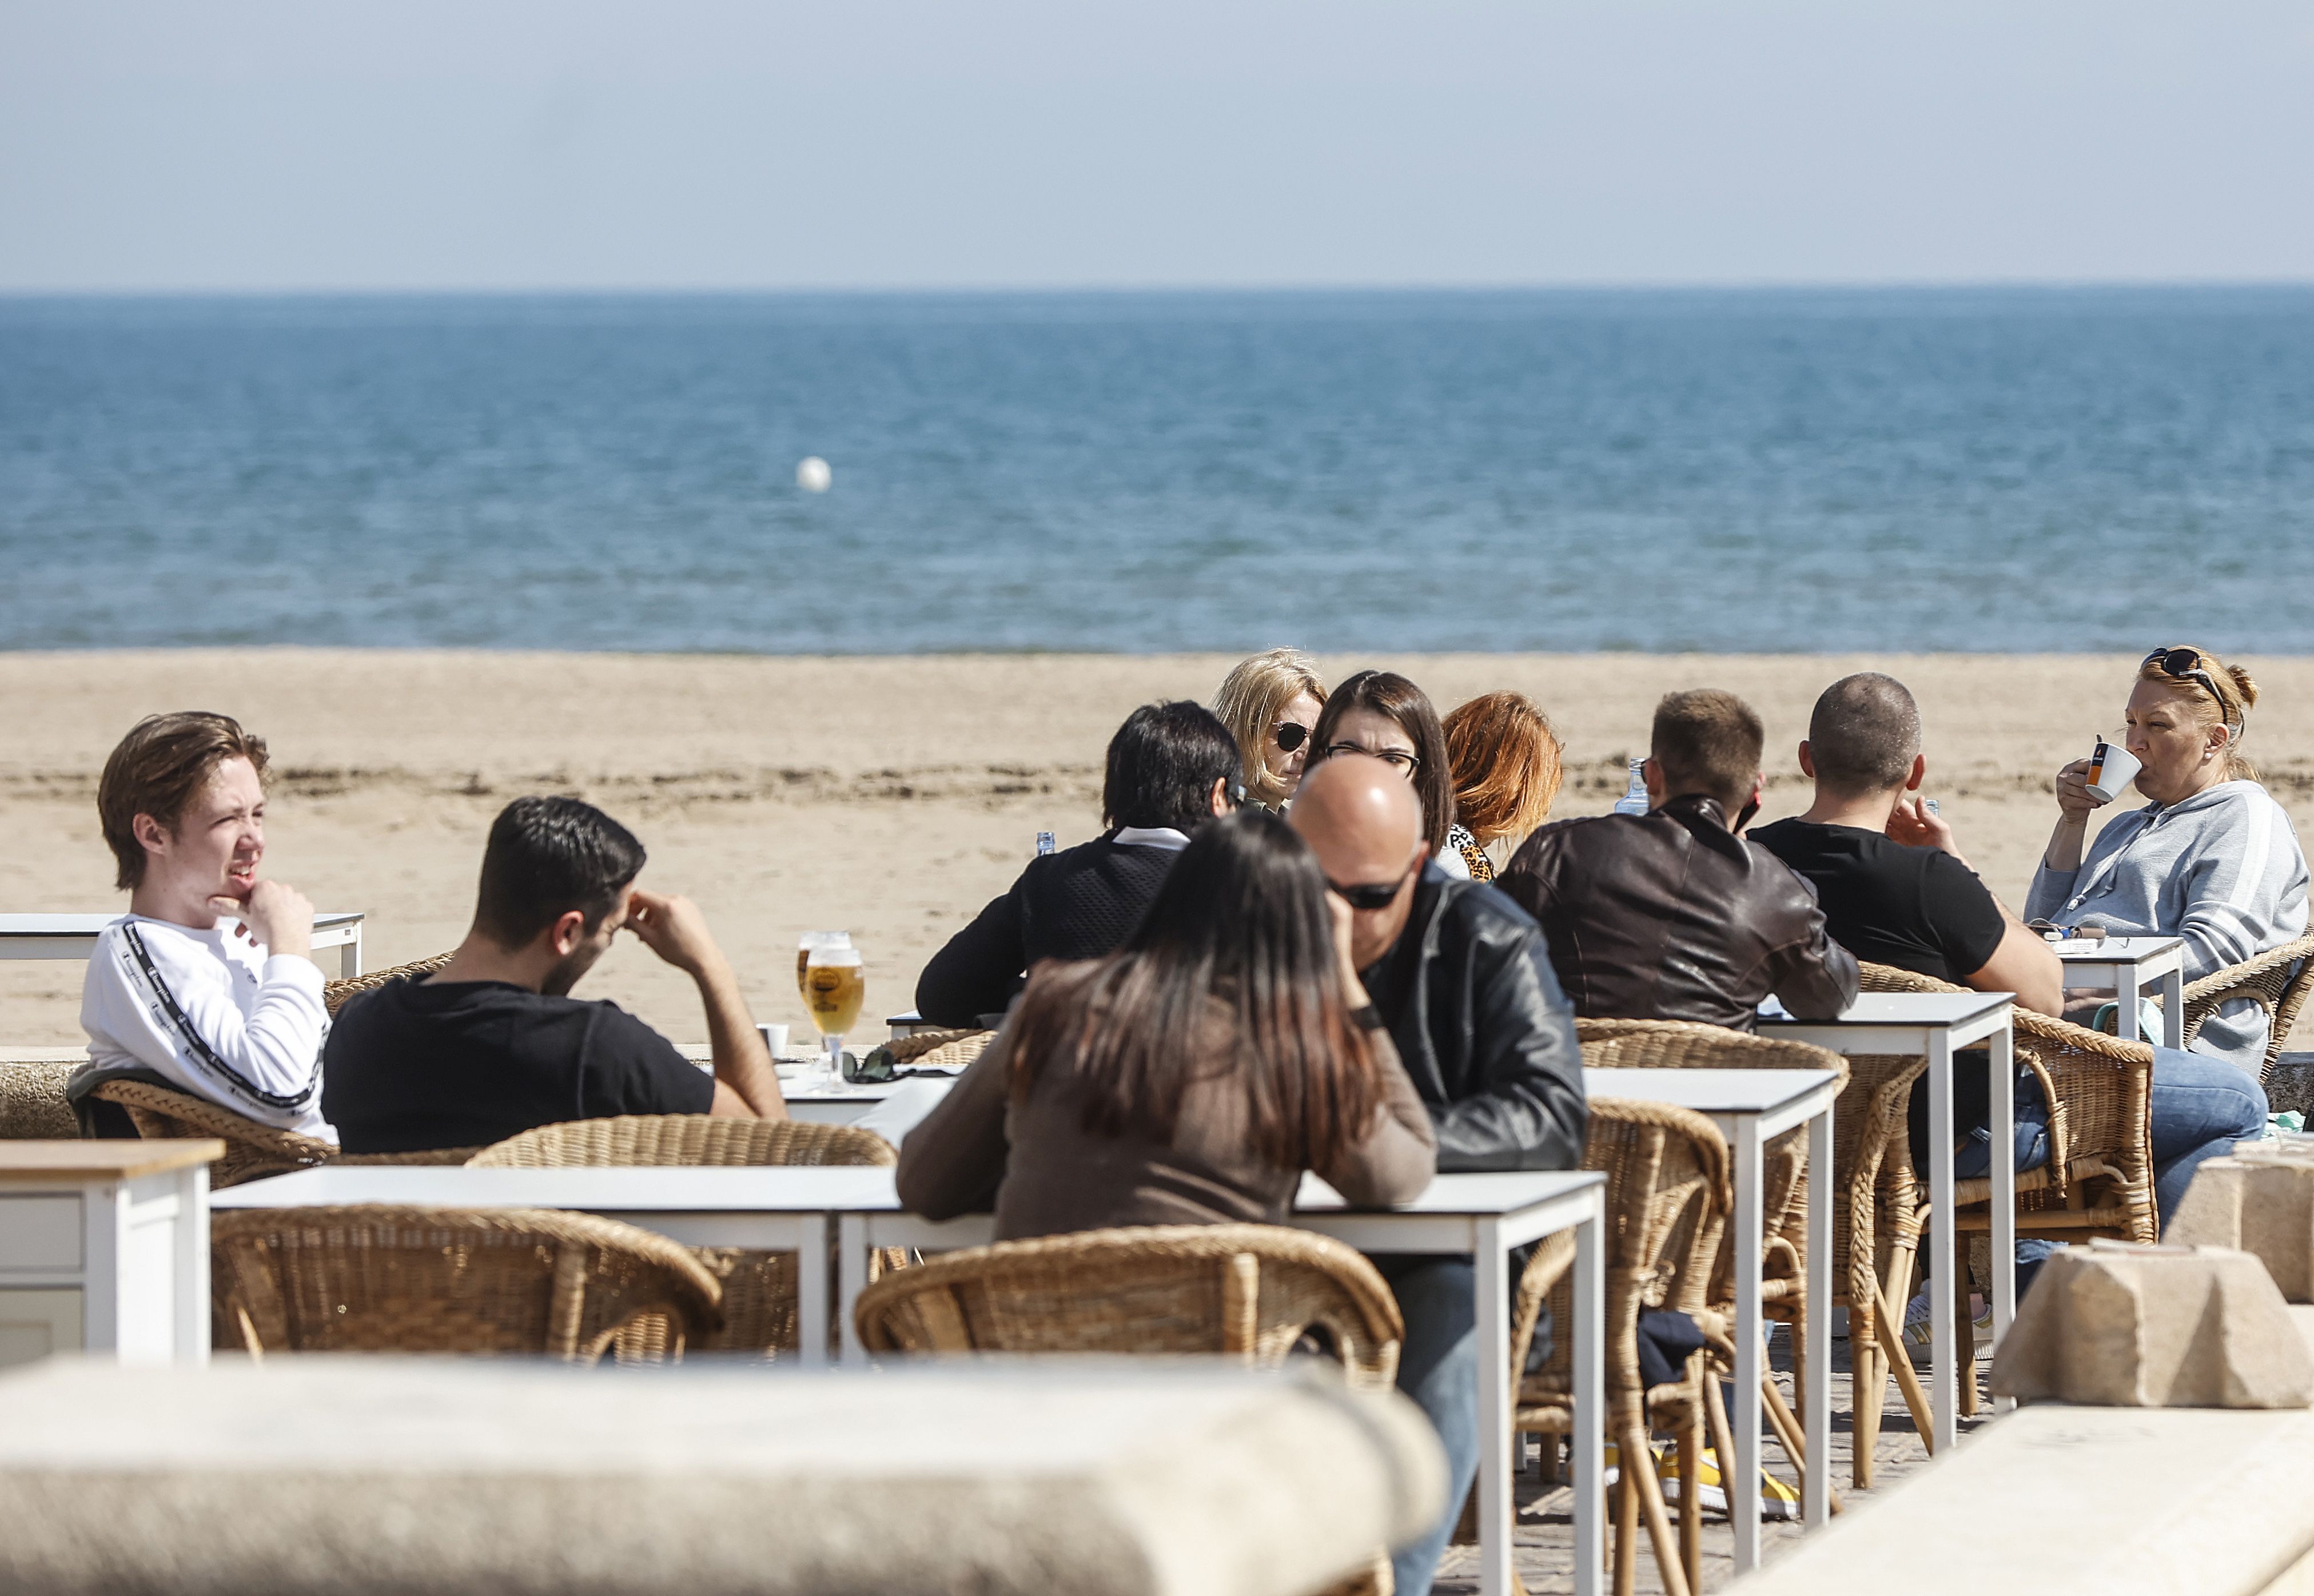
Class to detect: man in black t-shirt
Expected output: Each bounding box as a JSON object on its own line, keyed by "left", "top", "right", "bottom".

{"left": 1754, "top": 674, "right": 2066, "bottom": 1336}
{"left": 1752, "top": 673, "right": 2058, "bottom": 1011}
{"left": 324, "top": 797, "right": 786, "bottom": 1153}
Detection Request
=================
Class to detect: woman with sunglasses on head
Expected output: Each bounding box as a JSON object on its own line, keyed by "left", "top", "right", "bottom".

{"left": 2025, "top": 644, "right": 2307, "bottom": 1220}
{"left": 1212, "top": 648, "right": 1328, "bottom": 810}
{"left": 897, "top": 806, "right": 1436, "bottom": 1240}
{"left": 1305, "top": 670, "right": 1471, "bottom": 875}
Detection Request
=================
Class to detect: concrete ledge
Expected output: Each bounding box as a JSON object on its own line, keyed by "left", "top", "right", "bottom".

{"left": 0, "top": 1356, "right": 1444, "bottom": 1596}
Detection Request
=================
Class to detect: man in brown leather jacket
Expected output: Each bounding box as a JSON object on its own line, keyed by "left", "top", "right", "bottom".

{"left": 1498, "top": 688, "right": 1858, "bottom": 1028}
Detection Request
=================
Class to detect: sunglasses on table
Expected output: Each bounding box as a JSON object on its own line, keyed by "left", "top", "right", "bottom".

{"left": 2143, "top": 647, "right": 2241, "bottom": 733}
{"left": 1320, "top": 742, "right": 1421, "bottom": 775}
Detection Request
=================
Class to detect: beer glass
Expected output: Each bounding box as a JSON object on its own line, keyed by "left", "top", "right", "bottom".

{"left": 802, "top": 941, "right": 866, "bottom": 1078}
{"left": 796, "top": 930, "right": 851, "bottom": 1002}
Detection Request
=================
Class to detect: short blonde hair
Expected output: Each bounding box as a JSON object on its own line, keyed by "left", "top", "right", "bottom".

{"left": 1212, "top": 648, "right": 1328, "bottom": 809}
{"left": 1442, "top": 691, "right": 1564, "bottom": 848}
{"left": 2138, "top": 644, "right": 2261, "bottom": 783}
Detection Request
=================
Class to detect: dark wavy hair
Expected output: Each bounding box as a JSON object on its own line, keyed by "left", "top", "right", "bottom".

{"left": 1006, "top": 807, "right": 1384, "bottom": 1170}
{"left": 1308, "top": 669, "right": 1455, "bottom": 857}
{"left": 1102, "top": 700, "right": 1243, "bottom": 833}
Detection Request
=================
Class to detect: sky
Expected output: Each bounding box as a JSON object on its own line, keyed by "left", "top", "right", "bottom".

{"left": 3, "top": 1, "right": 2311, "bottom": 292}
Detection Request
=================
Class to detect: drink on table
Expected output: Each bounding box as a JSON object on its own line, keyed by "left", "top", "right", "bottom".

{"left": 1036, "top": 830, "right": 1056, "bottom": 857}
{"left": 795, "top": 930, "right": 850, "bottom": 1001}
{"left": 1613, "top": 758, "right": 1650, "bottom": 816}
{"left": 802, "top": 941, "right": 866, "bottom": 1078}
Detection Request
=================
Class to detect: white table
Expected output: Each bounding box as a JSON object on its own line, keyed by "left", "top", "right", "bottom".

{"left": 1, "top": 1140, "right": 220, "bottom": 1368}
{"left": 213, "top": 1164, "right": 888, "bottom": 1366}
{"left": 0, "top": 912, "right": 367, "bottom": 978}
{"left": 677, "top": 1045, "right": 922, "bottom": 1126}
{"left": 837, "top": 1168, "right": 1610, "bottom": 1596}
{"left": 2053, "top": 936, "right": 2187, "bottom": 1049}
{"left": 1587, "top": 1066, "right": 1840, "bottom": 1569}
{"left": 1758, "top": 991, "right": 2016, "bottom": 1451}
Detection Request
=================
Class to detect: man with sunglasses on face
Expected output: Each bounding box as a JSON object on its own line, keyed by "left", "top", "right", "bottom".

{"left": 1499, "top": 688, "right": 1858, "bottom": 1029}
{"left": 1290, "top": 754, "right": 1588, "bottom": 1596}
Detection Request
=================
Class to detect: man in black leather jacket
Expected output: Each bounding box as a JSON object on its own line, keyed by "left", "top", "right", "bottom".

{"left": 1293, "top": 755, "right": 1588, "bottom": 1596}
{"left": 1499, "top": 688, "right": 1858, "bottom": 1027}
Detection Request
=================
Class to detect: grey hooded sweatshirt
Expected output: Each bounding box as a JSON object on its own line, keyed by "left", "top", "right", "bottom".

{"left": 2026, "top": 779, "right": 2309, "bottom": 1074}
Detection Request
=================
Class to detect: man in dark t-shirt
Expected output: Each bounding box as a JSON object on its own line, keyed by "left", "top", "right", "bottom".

{"left": 1751, "top": 674, "right": 2057, "bottom": 1010}
{"left": 325, "top": 797, "right": 786, "bottom": 1153}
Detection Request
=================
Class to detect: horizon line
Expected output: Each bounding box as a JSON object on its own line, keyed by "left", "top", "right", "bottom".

{"left": 7, "top": 276, "right": 2314, "bottom": 301}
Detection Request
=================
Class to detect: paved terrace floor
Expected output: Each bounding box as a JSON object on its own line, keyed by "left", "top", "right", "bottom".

{"left": 1435, "top": 1326, "right": 1960, "bottom": 1594}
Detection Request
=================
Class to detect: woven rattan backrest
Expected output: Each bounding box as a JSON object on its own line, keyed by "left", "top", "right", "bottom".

{"left": 2182, "top": 932, "right": 2314, "bottom": 1079}
{"left": 87, "top": 1078, "right": 333, "bottom": 1187}
{"left": 853, "top": 1223, "right": 1405, "bottom": 1388}
{"left": 884, "top": 1029, "right": 995, "bottom": 1070}
{"left": 1577, "top": 1019, "right": 1850, "bottom": 1308}
{"left": 468, "top": 1115, "right": 895, "bottom": 1168}
{"left": 211, "top": 1204, "right": 722, "bottom": 1360}
{"left": 321, "top": 952, "right": 456, "bottom": 1016}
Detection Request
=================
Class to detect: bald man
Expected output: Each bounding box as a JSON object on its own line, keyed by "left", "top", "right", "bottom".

{"left": 1292, "top": 755, "right": 1587, "bottom": 1596}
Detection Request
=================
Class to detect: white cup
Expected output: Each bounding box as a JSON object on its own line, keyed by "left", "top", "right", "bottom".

{"left": 758, "top": 1022, "right": 790, "bottom": 1057}
{"left": 2083, "top": 738, "right": 2141, "bottom": 804}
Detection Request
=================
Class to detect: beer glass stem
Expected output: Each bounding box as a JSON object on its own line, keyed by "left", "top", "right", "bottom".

{"left": 825, "top": 1030, "right": 844, "bottom": 1078}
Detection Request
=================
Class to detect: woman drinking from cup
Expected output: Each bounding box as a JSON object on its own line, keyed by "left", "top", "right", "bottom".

{"left": 2025, "top": 644, "right": 2308, "bottom": 1217}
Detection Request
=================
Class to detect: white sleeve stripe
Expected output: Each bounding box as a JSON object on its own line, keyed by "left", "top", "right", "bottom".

{"left": 2224, "top": 790, "right": 2277, "bottom": 915}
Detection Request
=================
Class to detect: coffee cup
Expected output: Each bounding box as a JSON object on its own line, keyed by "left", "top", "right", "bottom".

{"left": 2082, "top": 738, "right": 2141, "bottom": 805}
{"left": 758, "top": 1022, "right": 791, "bottom": 1057}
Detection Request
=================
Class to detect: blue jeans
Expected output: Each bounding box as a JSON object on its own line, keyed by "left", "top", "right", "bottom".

{"left": 1949, "top": 1045, "right": 2267, "bottom": 1289}
{"left": 1373, "top": 1255, "right": 1477, "bottom": 1596}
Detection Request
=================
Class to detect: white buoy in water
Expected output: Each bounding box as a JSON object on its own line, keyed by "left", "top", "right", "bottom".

{"left": 796, "top": 456, "right": 832, "bottom": 492}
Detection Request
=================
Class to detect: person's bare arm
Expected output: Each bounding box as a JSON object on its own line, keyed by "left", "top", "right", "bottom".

{"left": 1963, "top": 920, "right": 2064, "bottom": 1017}
{"left": 2042, "top": 758, "right": 2101, "bottom": 873}
{"left": 626, "top": 889, "right": 786, "bottom": 1120}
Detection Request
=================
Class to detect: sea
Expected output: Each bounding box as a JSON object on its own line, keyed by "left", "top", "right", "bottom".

{"left": 3, "top": 286, "right": 2311, "bottom": 655}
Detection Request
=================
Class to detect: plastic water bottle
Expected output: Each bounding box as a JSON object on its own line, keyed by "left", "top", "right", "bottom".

{"left": 1923, "top": 798, "right": 1941, "bottom": 817}
{"left": 1035, "top": 831, "right": 1056, "bottom": 857}
{"left": 1613, "top": 759, "right": 1650, "bottom": 816}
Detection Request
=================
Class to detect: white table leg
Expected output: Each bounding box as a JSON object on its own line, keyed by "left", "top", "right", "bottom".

{"left": 1572, "top": 1203, "right": 1604, "bottom": 1596}
{"left": 176, "top": 1164, "right": 210, "bottom": 1362}
{"left": 837, "top": 1214, "right": 871, "bottom": 1364}
{"left": 1927, "top": 1031, "right": 1956, "bottom": 1452}
{"left": 1731, "top": 1117, "right": 1763, "bottom": 1571}
{"left": 2161, "top": 968, "right": 2185, "bottom": 1051}
{"left": 1988, "top": 1021, "right": 2017, "bottom": 1414}
{"left": 795, "top": 1213, "right": 830, "bottom": 1367}
{"left": 342, "top": 930, "right": 361, "bottom": 980}
{"left": 1804, "top": 1101, "right": 1831, "bottom": 1528}
{"left": 2105, "top": 963, "right": 2138, "bottom": 1042}
{"left": 1475, "top": 1217, "right": 1512, "bottom": 1596}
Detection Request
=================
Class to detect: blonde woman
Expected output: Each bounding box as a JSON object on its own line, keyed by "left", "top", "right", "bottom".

{"left": 1212, "top": 648, "right": 1328, "bottom": 810}
{"left": 2025, "top": 643, "right": 2301, "bottom": 1222}
{"left": 1439, "top": 691, "right": 1566, "bottom": 882}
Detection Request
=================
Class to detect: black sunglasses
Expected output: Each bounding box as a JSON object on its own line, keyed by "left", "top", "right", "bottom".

{"left": 1328, "top": 865, "right": 1418, "bottom": 911}
{"left": 1273, "top": 722, "right": 1311, "bottom": 753}
{"left": 2144, "top": 647, "right": 2241, "bottom": 733}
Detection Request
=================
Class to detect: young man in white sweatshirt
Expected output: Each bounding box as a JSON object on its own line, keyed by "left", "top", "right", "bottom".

{"left": 71, "top": 712, "right": 334, "bottom": 1141}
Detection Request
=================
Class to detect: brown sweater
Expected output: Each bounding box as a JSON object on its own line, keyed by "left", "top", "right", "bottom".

{"left": 896, "top": 990, "right": 1439, "bottom": 1241}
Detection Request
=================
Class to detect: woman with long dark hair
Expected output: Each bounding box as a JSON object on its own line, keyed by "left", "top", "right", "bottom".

{"left": 897, "top": 807, "right": 1436, "bottom": 1237}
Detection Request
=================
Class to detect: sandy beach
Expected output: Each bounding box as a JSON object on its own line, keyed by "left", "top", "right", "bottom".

{"left": 5, "top": 649, "right": 2311, "bottom": 1050}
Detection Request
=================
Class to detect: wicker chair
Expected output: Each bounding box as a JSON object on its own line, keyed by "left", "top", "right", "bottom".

{"left": 1, "top": 1059, "right": 79, "bottom": 1140}
{"left": 870, "top": 1027, "right": 996, "bottom": 1072}
{"left": 1857, "top": 961, "right": 2156, "bottom": 1424}
{"left": 212, "top": 1204, "right": 722, "bottom": 1360}
{"left": 1575, "top": 1020, "right": 1851, "bottom": 1521}
{"left": 855, "top": 1223, "right": 1403, "bottom": 1383}
{"left": 468, "top": 1113, "right": 897, "bottom": 1359}
{"left": 321, "top": 951, "right": 455, "bottom": 1016}
{"left": 86, "top": 1078, "right": 480, "bottom": 1188}
{"left": 1508, "top": 1098, "right": 1728, "bottom": 1596}
{"left": 2181, "top": 930, "right": 2314, "bottom": 1082}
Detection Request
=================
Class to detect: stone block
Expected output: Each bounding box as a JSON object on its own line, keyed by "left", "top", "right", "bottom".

{"left": 1989, "top": 1239, "right": 2313, "bottom": 1409}
{"left": 2170, "top": 1152, "right": 2314, "bottom": 1300}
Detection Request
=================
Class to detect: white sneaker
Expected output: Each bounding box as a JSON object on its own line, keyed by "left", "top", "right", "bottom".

{"left": 1901, "top": 1287, "right": 1992, "bottom": 1367}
